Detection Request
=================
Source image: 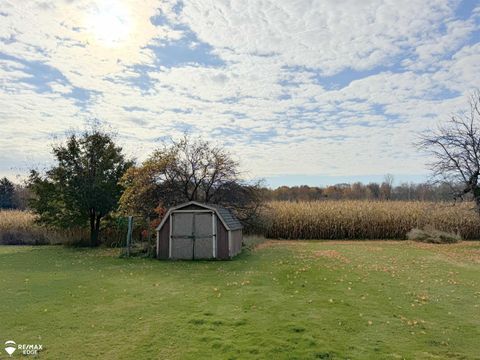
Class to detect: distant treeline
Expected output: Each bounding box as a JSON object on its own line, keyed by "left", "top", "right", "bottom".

{"left": 0, "top": 176, "right": 462, "bottom": 212}
{"left": 0, "top": 177, "right": 29, "bottom": 210}
{"left": 263, "top": 182, "right": 459, "bottom": 202}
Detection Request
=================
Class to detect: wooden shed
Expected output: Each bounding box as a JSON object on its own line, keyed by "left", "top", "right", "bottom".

{"left": 156, "top": 201, "right": 243, "bottom": 260}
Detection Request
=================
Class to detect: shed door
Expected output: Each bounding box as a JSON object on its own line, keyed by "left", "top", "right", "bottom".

{"left": 171, "top": 213, "right": 194, "bottom": 259}
{"left": 193, "top": 213, "right": 214, "bottom": 259}
{"left": 171, "top": 212, "right": 214, "bottom": 259}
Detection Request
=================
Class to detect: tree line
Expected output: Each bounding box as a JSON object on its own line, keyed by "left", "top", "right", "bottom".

{"left": 0, "top": 177, "right": 29, "bottom": 209}
{"left": 263, "top": 181, "right": 459, "bottom": 202}
{"left": 2, "top": 174, "right": 464, "bottom": 212}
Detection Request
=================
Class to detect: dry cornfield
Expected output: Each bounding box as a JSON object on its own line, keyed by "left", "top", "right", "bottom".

{"left": 0, "top": 210, "right": 88, "bottom": 245}
{"left": 3, "top": 201, "right": 480, "bottom": 244}
{"left": 0, "top": 210, "right": 36, "bottom": 231}
{"left": 262, "top": 201, "right": 480, "bottom": 240}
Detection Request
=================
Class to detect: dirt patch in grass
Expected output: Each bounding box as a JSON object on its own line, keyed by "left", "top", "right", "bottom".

{"left": 312, "top": 250, "right": 350, "bottom": 263}
{"left": 410, "top": 241, "right": 480, "bottom": 264}
{"left": 253, "top": 240, "right": 277, "bottom": 251}
{"left": 255, "top": 239, "right": 480, "bottom": 264}
{"left": 254, "top": 240, "right": 309, "bottom": 251}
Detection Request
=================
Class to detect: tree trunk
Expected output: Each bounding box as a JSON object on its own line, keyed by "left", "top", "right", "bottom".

{"left": 94, "top": 215, "right": 102, "bottom": 246}
{"left": 89, "top": 211, "right": 96, "bottom": 247}
{"left": 89, "top": 211, "right": 102, "bottom": 247}
{"left": 146, "top": 217, "right": 153, "bottom": 257}
{"left": 475, "top": 195, "right": 480, "bottom": 216}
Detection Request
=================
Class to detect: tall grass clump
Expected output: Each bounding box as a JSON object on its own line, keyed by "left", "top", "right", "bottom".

{"left": 407, "top": 227, "right": 461, "bottom": 244}
{"left": 262, "top": 201, "right": 480, "bottom": 240}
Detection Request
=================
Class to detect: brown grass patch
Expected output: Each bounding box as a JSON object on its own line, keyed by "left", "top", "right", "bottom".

{"left": 253, "top": 240, "right": 277, "bottom": 251}
{"left": 253, "top": 240, "right": 311, "bottom": 251}
{"left": 313, "top": 250, "right": 350, "bottom": 263}
{"left": 410, "top": 241, "right": 480, "bottom": 264}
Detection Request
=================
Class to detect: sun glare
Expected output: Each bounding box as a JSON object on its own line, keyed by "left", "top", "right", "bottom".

{"left": 86, "top": 2, "right": 131, "bottom": 47}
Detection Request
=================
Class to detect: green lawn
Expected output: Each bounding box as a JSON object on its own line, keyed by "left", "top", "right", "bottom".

{"left": 0, "top": 240, "right": 479, "bottom": 359}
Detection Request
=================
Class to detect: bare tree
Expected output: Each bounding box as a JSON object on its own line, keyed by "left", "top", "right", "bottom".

{"left": 119, "top": 135, "right": 265, "bottom": 228}
{"left": 380, "top": 174, "right": 394, "bottom": 200}
{"left": 159, "top": 135, "right": 240, "bottom": 202}
{"left": 420, "top": 90, "right": 480, "bottom": 214}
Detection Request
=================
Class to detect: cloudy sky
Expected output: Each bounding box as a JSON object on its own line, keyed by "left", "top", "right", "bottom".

{"left": 0, "top": 0, "right": 479, "bottom": 187}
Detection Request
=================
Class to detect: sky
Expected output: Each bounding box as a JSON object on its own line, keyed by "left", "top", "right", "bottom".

{"left": 0, "top": 0, "right": 479, "bottom": 188}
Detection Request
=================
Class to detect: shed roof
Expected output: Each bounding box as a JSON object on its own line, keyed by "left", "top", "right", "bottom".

{"left": 155, "top": 201, "right": 243, "bottom": 231}
{"left": 208, "top": 203, "right": 243, "bottom": 231}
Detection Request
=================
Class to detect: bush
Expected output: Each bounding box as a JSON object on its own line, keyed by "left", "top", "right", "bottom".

{"left": 407, "top": 227, "right": 461, "bottom": 244}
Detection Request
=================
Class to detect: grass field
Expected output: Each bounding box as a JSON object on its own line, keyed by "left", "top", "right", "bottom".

{"left": 0, "top": 241, "right": 479, "bottom": 359}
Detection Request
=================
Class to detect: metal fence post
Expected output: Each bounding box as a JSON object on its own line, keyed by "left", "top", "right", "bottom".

{"left": 126, "top": 216, "right": 133, "bottom": 257}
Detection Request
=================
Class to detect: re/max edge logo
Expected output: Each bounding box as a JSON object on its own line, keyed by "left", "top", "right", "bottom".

{"left": 4, "top": 340, "right": 43, "bottom": 357}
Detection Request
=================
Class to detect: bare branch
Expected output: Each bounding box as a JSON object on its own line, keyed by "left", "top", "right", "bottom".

{"left": 418, "top": 90, "right": 480, "bottom": 214}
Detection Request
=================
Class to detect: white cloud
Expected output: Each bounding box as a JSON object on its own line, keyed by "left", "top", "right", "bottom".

{"left": 179, "top": 0, "right": 457, "bottom": 74}
{"left": 0, "top": 0, "right": 479, "bottom": 183}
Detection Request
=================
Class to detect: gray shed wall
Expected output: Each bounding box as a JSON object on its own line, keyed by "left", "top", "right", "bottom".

{"left": 157, "top": 215, "right": 170, "bottom": 259}
{"left": 216, "top": 221, "right": 229, "bottom": 260}
{"left": 229, "top": 229, "right": 243, "bottom": 257}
